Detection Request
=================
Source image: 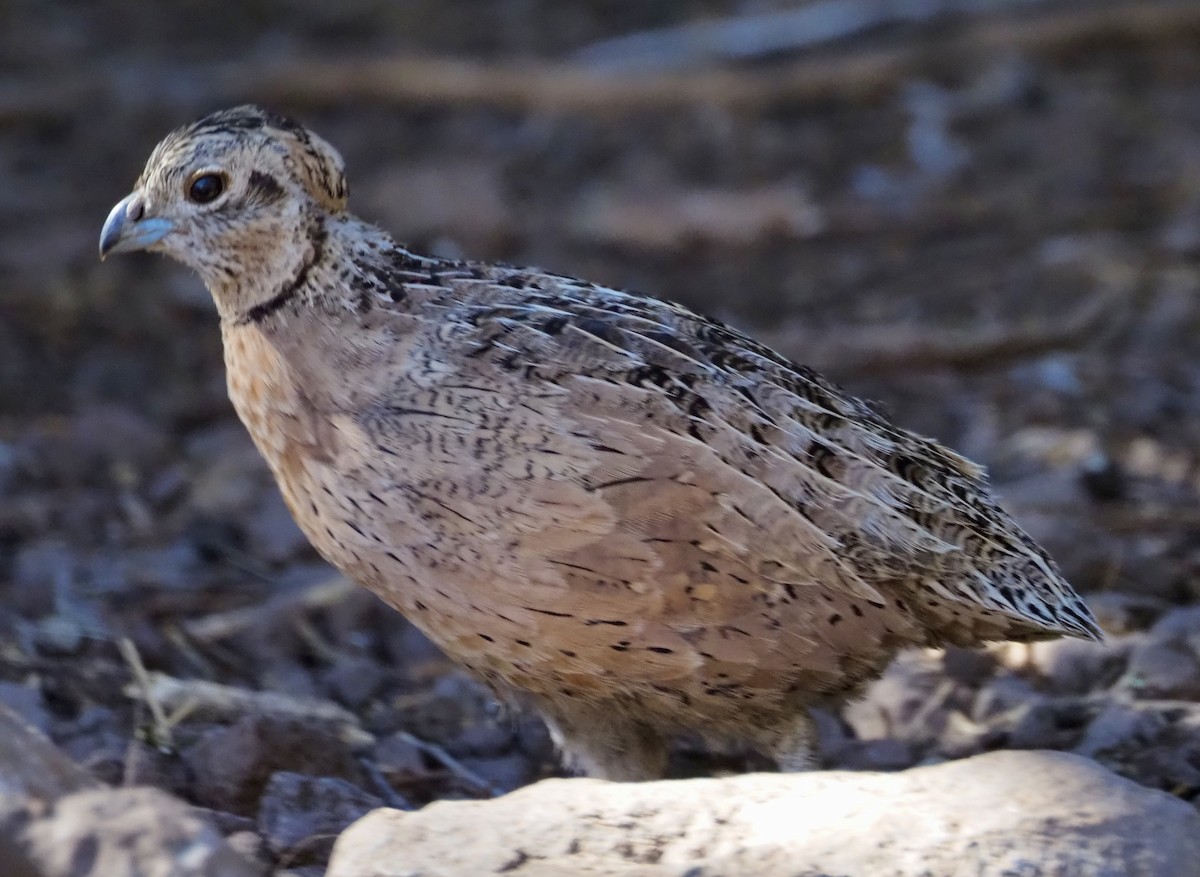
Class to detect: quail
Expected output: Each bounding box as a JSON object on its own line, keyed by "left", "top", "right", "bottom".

{"left": 100, "top": 106, "right": 1101, "bottom": 781}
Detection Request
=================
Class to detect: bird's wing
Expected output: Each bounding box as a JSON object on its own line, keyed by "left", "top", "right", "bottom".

{"left": 342, "top": 265, "right": 1100, "bottom": 649}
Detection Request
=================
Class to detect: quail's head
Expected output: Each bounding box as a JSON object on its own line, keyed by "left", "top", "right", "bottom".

{"left": 100, "top": 106, "right": 348, "bottom": 314}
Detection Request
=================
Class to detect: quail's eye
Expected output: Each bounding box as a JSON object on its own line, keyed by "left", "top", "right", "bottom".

{"left": 187, "top": 172, "right": 226, "bottom": 204}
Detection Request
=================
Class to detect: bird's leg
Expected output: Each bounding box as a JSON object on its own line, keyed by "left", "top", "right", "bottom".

{"left": 761, "top": 711, "right": 820, "bottom": 772}
{"left": 539, "top": 701, "right": 670, "bottom": 781}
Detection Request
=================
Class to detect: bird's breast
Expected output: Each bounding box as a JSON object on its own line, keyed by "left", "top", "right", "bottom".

{"left": 219, "top": 321, "right": 342, "bottom": 540}
{"left": 222, "top": 323, "right": 306, "bottom": 457}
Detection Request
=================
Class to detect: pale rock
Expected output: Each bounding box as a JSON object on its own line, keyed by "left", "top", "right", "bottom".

{"left": 0, "top": 706, "right": 257, "bottom": 876}
{"left": 328, "top": 750, "right": 1200, "bottom": 877}
{"left": 21, "top": 787, "right": 259, "bottom": 877}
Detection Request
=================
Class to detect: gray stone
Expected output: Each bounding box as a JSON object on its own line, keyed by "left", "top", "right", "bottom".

{"left": 937, "top": 710, "right": 1003, "bottom": 759}
{"left": 1085, "top": 593, "right": 1167, "bottom": 635}
{"left": 0, "top": 704, "right": 100, "bottom": 800}
{"left": 843, "top": 650, "right": 945, "bottom": 741}
{"left": 224, "top": 830, "right": 271, "bottom": 875}
{"left": 972, "top": 674, "right": 1042, "bottom": 722}
{"left": 834, "top": 737, "right": 917, "bottom": 771}
{"left": 1118, "top": 607, "right": 1200, "bottom": 700}
{"left": 0, "top": 682, "right": 51, "bottom": 733}
{"left": 328, "top": 750, "right": 1200, "bottom": 877}
{"left": 32, "top": 615, "right": 85, "bottom": 656}
{"left": 456, "top": 753, "right": 533, "bottom": 794}
{"left": 0, "top": 795, "right": 43, "bottom": 877}
{"left": 1075, "top": 702, "right": 1164, "bottom": 759}
{"left": 321, "top": 655, "right": 388, "bottom": 710}
{"left": 447, "top": 718, "right": 515, "bottom": 759}
{"left": 257, "top": 772, "right": 382, "bottom": 864}
{"left": 1006, "top": 699, "right": 1090, "bottom": 750}
{"left": 1121, "top": 639, "right": 1200, "bottom": 699}
{"left": 10, "top": 539, "right": 74, "bottom": 616}
{"left": 372, "top": 732, "right": 428, "bottom": 783}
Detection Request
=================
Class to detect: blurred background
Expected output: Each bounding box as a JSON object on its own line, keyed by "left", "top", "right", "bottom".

{"left": 3, "top": 0, "right": 1200, "bottom": 870}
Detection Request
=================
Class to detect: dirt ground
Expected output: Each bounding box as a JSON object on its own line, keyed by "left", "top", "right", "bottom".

{"left": 4, "top": 1, "right": 1200, "bottom": 873}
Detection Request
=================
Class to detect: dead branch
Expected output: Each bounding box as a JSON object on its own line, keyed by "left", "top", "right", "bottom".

{"left": 118, "top": 638, "right": 176, "bottom": 750}
{"left": 771, "top": 281, "right": 1127, "bottom": 375}
{"left": 181, "top": 576, "right": 356, "bottom": 643}
{"left": 573, "top": 0, "right": 1047, "bottom": 72}
{"left": 392, "top": 730, "right": 502, "bottom": 798}
{"left": 124, "top": 671, "right": 374, "bottom": 747}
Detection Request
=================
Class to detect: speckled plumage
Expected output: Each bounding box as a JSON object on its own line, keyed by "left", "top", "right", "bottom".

{"left": 101, "top": 106, "right": 1101, "bottom": 780}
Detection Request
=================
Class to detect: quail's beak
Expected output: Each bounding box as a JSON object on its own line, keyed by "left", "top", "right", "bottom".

{"left": 99, "top": 193, "right": 174, "bottom": 259}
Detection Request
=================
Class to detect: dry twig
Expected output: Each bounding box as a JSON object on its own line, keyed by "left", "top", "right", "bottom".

{"left": 393, "top": 730, "right": 502, "bottom": 798}
{"left": 774, "top": 282, "right": 1126, "bottom": 375}
{"left": 118, "top": 637, "right": 176, "bottom": 750}
{"left": 123, "top": 671, "right": 374, "bottom": 747}
{"left": 573, "top": 0, "right": 1049, "bottom": 72}
{"left": 181, "top": 576, "right": 356, "bottom": 643}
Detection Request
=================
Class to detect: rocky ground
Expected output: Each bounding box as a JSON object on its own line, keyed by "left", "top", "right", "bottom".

{"left": 4, "top": 1, "right": 1200, "bottom": 874}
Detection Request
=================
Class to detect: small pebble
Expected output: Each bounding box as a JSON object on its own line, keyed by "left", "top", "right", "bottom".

{"left": 183, "top": 714, "right": 364, "bottom": 815}
{"left": 0, "top": 681, "right": 51, "bottom": 732}
{"left": 32, "top": 616, "right": 85, "bottom": 656}
{"left": 322, "top": 656, "right": 387, "bottom": 710}
{"left": 224, "top": 830, "right": 272, "bottom": 875}
{"left": 1075, "top": 702, "right": 1167, "bottom": 759}
{"left": 942, "top": 647, "right": 997, "bottom": 687}
{"left": 257, "top": 772, "right": 382, "bottom": 863}
{"left": 972, "top": 675, "right": 1043, "bottom": 723}
{"left": 372, "top": 732, "right": 429, "bottom": 783}
{"left": 1007, "top": 700, "right": 1090, "bottom": 751}
{"left": 1025, "top": 637, "right": 1125, "bottom": 694}
{"left": 456, "top": 753, "right": 532, "bottom": 794}
{"left": 446, "top": 719, "right": 514, "bottom": 759}
{"left": 834, "top": 738, "right": 917, "bottom": 772}
{"left": 1121, "top": 640, "right": 1200, "bottom": 700}
{"left": 937, "top": 711, "right": 1003, "bottom": 760}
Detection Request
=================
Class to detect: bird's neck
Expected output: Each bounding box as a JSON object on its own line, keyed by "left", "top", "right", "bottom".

{"left": 200, "top": 206, "right": 323, "bottom": 325}
{"left": 212, "top": 215, "right": 435, "bottom": 327}
{"left": 215, "top": 217, "right": 438, "bottom": 472}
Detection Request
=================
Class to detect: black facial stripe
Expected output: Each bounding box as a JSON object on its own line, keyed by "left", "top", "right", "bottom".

{"left": 246, "top": 171, "right": 285, "bottom": 203}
